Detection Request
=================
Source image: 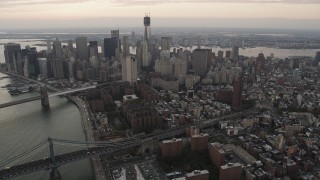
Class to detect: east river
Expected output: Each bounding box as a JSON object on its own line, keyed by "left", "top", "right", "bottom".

{"left": 0, "top": 73, "right": 94, "bottom": 180}
{"left": 0, "top": 39, "right": 320, "bottom": 61}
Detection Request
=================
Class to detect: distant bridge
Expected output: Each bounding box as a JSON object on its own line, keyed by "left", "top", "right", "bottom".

{"left": 0, "top": 70, "right": 61, "bottom": 92}
{"left": 0, "top": 85, "right": 97, "bottom": 109}
{"left": 0, "top": 70, "right": 120, "bottom": 109}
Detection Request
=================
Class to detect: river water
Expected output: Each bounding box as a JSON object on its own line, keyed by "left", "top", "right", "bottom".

{"left": 0, "top": 39, "right": 320, "bottom": 62}
{"left": 0, "top": 73, "right": 94, "bottom": 180}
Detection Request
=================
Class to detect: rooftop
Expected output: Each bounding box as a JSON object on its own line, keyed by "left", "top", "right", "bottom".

{"left": 221, "top": 163, "right": 242, "bottom": 170}
{"left": 186, "top": 170, "right": 209, "bottom": 177}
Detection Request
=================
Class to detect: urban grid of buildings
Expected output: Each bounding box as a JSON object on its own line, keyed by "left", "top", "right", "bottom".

{"left": 1, "top": 14, "right": 320, "bottom": 180}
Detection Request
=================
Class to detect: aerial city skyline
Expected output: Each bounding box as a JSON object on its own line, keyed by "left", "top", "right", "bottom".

{"left": 0, "top": 1, "right": 320, "bottom": 180}
{"left": 1, "top": 0, "right": 320, "bottom": 29}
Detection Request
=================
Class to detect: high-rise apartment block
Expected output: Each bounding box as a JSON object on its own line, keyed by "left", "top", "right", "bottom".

{"left": 191, "top": 133, "right": 209, "bottom": 152}
{"left": 160, "top": 138, "right": 183, "bottom": 158}
{"left": 122, "top": 56, "right": 137, "bottom": 85}
{"left": 219, "top": 163, "right": 242, "bottom": 180}
{"left": 209, "top": 143, "right": 226, "bottom": 167}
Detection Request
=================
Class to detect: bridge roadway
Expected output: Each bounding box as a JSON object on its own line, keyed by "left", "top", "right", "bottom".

{"left": 142, "top": 110, "right": 257, "bottom": 141}
{"left": 0, "top": 95, "right": 43, "bottom": 109}
{"left": 0, "top": 138, "right": 141, "bottom": 180}
{"left": 0, "top": 70, "right": 61, "bottom": 92}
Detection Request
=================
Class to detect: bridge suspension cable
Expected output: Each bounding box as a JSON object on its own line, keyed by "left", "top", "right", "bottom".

{"left": 0, "top": 139, "right": 48, "bottom": 169}
{"left": 51, "top": 137, "right": 140, "bottom": 147}
{"left": 51, "top": 138, "right": 118, "bottom": 146}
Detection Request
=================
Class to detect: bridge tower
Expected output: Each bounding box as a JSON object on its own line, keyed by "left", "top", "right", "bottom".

{"left": 48, "top": 138, "right": 61, "bottom": 180}
{"left": 40, "top": 86, "right": 50, "bottom": 108}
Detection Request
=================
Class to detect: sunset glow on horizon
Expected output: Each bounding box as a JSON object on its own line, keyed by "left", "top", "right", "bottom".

{"left": 0, "top": 0, "right": 320, "bottom": 29}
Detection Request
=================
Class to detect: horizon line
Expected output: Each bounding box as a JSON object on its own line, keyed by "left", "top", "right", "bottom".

{"left": 1, "top": 26, "right": 320, "bottom": 31}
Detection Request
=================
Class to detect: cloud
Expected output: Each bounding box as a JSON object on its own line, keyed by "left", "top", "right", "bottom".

{"left": 112, "top": 0, "right": 320, "bottom": 5}
{"left": 0, "top": 0, "right": 318, "bottom": 8}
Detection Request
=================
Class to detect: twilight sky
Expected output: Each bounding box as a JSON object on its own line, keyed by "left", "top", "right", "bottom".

{"left": 0, "top": 0, "right": 320, "bottom": 29}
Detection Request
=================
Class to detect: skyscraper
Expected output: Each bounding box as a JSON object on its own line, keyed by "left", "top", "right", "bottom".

{"left": 174, "top": 58, "right": 187, "bottom": 77}
{"left": 131, "top": 31, "right": 136, "bottom": 44}
{"left": 47, "top": 41, "right": 52, "bottom": 52}
{"left": 142, "top": 14, "right": 152, "bottom": 67}
{"left": 38, "top": 58, "right": 48, "bottom": 78}
{"left": 22, "top": 46, "right": 38, "bottom": 78}
{"left": 67, "top": 40, "right": 73, "bottom": 53}
{"left": 104, "top": 38, "right": 118, "bottom": 60}
{"left": 122, "top": 36, "right": 130, "bottom": 57}
{"left": 4, "top": 43, "right": 21, "bottom": 73}
{"left": 142, "top": 40, "right": 151, "bottom": 67}
{"left": 161, "top": 37, "right": 171, "bottom": 51}
{"left": 13, "top": 50, "right": 23, "bottom": 75}
{"left": 232, "top": 74, "right": 243, "bottom": 109}
{"left": 48, "top": 59, "right": 64, "bottom": 79}
{"left": 144, "top": 14, "right": 151, "bottom": 41}
{"left": 231, "top": 46, "right": 239, "bottom": 62}
{"left": 89, "top": 41, "right": 98, "bottom": 57}
{"left": 52, "top": 38, "right": 62, "bottom": 59}
{"left": 225, "top": 50, "right": 231, "bottom": 59}
{"left": 315, "top": 51, "right": 320, "bottom": 65}
{"left": 111, "top": 29, "right": 120, "bottom": 39}
{"left": 256, "top": 52, "right": 265, "bottom": 77}
{"left": 218, "top": 50, "right": 224, "bottom": 61}
{"left": 192, "top": 49, "right": 212, "bottom": 76}
{"left": 111, "top": 29, "right": 121, "bottom": 51}
{"left": 136, "top": 40, "right": 143, "bottom": 68}
{"left": 76, "top": 37, "right": 88, "bottom": 60}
